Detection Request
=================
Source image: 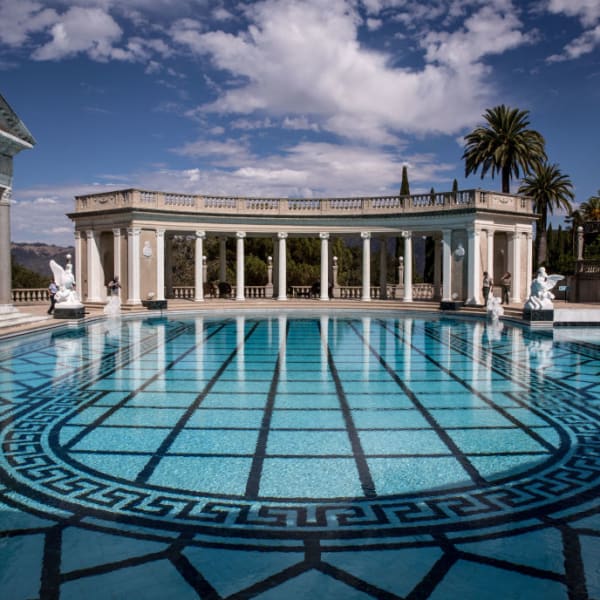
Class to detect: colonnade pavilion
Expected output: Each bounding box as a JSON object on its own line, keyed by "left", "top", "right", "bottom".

{"left": 68, "top": 188, "right": 536, "bottom": 307}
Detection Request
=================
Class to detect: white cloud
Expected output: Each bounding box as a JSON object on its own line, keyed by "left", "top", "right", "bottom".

{"left": 547, "top": 24, "right": 600, "bottom": 61}
{"left": 546, "top": 0, "right": 600, "bottom": 27}
{"left": 32, "top": 6, "right": 123, "bottom": 61}
{"left": 0, "top": 0, "right": 57, "bottom": 47}
{"left": 175, "top": 0, "right": 531, "bottom": 144}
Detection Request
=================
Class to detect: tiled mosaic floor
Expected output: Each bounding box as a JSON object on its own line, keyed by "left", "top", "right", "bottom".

{"left": 0, "top": 312, "right": 598, "bottom": 599}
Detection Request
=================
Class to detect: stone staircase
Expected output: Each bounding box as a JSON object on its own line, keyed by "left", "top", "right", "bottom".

{"left": 0, "top": 308, "right": 51, "bottom": 332}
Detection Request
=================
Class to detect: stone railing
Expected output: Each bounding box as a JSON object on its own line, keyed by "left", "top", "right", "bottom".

{"left": 74, "top": 189, "right": 533, "bottom": 217}
{"left": 12, "top": 288, "right": 49, "bottom": 304}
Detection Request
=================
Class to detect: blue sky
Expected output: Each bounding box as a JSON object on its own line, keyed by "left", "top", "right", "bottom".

{"left": 1, "top": 0, "right": 599, "bottom": 245}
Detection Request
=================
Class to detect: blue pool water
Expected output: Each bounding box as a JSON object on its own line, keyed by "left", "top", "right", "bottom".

{"left": 0, "top": 311, "right": 599, "bottom": 599}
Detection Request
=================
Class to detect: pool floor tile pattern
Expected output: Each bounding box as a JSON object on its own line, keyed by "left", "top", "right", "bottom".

{"left": 0, "top": 314, "right": 599, "bottom": 598}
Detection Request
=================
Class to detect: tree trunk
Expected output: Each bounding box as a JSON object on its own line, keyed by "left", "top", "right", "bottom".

{"left": 502, "top": 168, "right": 510, "bottom": 193}
{"left": 537, "top": 232, "right": 547, "bottom": 267}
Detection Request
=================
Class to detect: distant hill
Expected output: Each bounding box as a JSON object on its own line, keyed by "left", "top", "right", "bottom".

{"left": 11, "top": 242, "right": 75, "bottom": 277}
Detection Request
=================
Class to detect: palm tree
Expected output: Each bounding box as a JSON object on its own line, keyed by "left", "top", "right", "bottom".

{"left": 579, "top": 192, "right": 600, "bottom": 221}
{"left": 463, "top": 105, "right": 547, "bottom": 193}
{"left": 518, "top": 162, "right": 574, "bottom": 266}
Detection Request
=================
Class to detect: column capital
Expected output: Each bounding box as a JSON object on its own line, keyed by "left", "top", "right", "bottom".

{"left": 74, "top": 230, "right": 82, "bottom": 240}
{"left": 278, "top": 232, "right": 288, "bottom": 239}
{"left": 127, "top": 227, "right": 141, "bottom": 237}
{"left": 236, "top": 231, "right": 246, "bottom": 239}
{"left": 319, "top": 232, "right": 330, "bottom": 240}
{"left": 195, "top": 230, "right": 206, "bottom": 239}
{"left": 156, "top": 228, "right": 166, "bottom": 238}
{"left": 361, "top": 231, "right": 371, "bottom": 240}
{"left": 85, "top": 229, "right": 96, "bottom": 240}
{"left": 401, "top": 230, "right": 412, "bottom": 239}
{"left": 0, "top": 187, "right": 11, "bottom": 206}
{"left": 112, "top": 228, "right": 121, "bottom": 237}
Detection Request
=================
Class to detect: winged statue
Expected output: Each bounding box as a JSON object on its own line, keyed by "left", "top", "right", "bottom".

{"left": 49, "top": 258, "right": 82, "bottom": 306}
{"left": 524, "top": 267, "right": 563, "bottom": 310}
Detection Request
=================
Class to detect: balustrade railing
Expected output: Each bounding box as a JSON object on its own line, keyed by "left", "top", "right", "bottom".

{"left": 12, "top": 288, "right": 49, "bottom": 304}
{"left": 75, "top": 188, "right": 533, "bottom": 216}
{"left": 12, "top": 284, "right": 436, "bottom": 305}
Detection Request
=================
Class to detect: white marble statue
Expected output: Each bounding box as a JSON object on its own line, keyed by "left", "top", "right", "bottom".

{"left": 486, "top": 292, "right": 504, "bottom": 321}
{"left": 524, "top": 267, "right": 563, "bottom": 310}
{"left": 49, "top": 258, "right": 83, "bottom": 307}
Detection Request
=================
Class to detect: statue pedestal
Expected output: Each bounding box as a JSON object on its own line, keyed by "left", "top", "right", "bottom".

{"left": 523, "top": 308, "right": 554, "bottom": 322}
{"left": 142, "top": 300, "right": 168, "bottom": 310}
{"left": 440, "top": 301, "right": 464, "bottom": 310}
{"left": 54, "top": 305, "right": 85, "bottom": 319}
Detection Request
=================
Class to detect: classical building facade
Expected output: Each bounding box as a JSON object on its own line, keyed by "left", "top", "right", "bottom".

{"left": 0, "top": 95, "right": 35, "bottom": 313}
{"left": 68, "top": 188, "right": 536, "bottom": 306}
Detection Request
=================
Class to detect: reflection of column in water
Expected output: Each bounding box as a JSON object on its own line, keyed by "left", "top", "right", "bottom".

{"left": 362, "top": 316, "right": 371, "bottom": 381}
{"left": 85, "top": 323, "right": 105, "bottom": 383}
{"left": 320, "top": 315, "right": 329, "bottom": 379}
{"left": 236, "top": 316, "right": 245, "bottom": 379}
{"left": 129, "top": 320, "right": 142, "bottom": 385}
{"left": 471, "top": 322, "right": 482, "bottom": 391}
{"left": 267, "top": 317, "right": 273, "bottom": 349}
{"left": 155, "top": 322, "right": 166, "bottom": 393}
{"left": 195, "top": 317, "right": 204, "bottom": 383}
{"left": 278, "top": 315, "right": 287, "bottom": 379}
{"left": 441, "top": 322, "right": 452, "bottom": 371}
{"left": 53, "top": 333, "right": 84, "bottom": 380}
{"left": 512, "top": 327, "right": 524, "bottom": 385}
{"left": 403, "top": 318, "right": 412, "bottom": 382}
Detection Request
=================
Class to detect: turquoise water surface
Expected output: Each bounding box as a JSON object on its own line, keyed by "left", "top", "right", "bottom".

{"left": 0, "top": 312, "right": 598, "bottom": 599}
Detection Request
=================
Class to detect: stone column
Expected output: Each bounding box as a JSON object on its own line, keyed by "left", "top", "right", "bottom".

{"left": 510, "top": 231, "right": 521, "bottom": 303}
{"left": 127, "top": 227, "right": 141, "bottom": 304}
{"left": 74, "top": 230, "right": 83, "bottom": 301}
{"left": 433, "top": 235, "right": 442, "bottom": 300}
{"left": 112, "top": 228, "right": 121, "bottom": 282}
{"left": 277, "top": 232, "right": 288, "bottom": 301}
{"left": 0, "top": 187, "right": 12, "bottom": 310}
{"left": 266, "top": 255, "right": 273, "bottom": 298}
{"left": 525, "top": 232, "right": 533, "bottom": 300}
{"left": 165, "top": 235, "right": 173, "bottom": 299}
{"left": 379, "top": 237, "right": 388, "bottom": 300}
{"left": 332, "top": 256, "right": 340, "bottom": 298}
{"left": 486, "top": 229, "right": 494, "bottom": 282}
{"left": 442, "top": 229, "right": 452, "bottom": 301}
{"left": 361, "top": 232, "right": 371, "bottom": 302}
{"left": 402, "top": 231, "right": 413, "bottom": 302}
{"left": 320, "top": 232, "right": 329, "bottom": 301}
{"left": 194, "top": 230, "right": 205, "bottom": 302}
{"left": 219, "top": 237, "right": 227, "bottom": 282}
{"left": 236, "top": 232, "right": 245, "bottom": 301}
{"left": 156, "top": 229, "right": 165, "bottom": 301}
{"left": 466, "top": 226, "right": 480, "bottom": 305}
{"left": 86, "top": 230, "right": 103, "bottom": 302}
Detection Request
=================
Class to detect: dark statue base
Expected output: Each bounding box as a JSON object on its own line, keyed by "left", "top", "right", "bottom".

{"left": 142, "top": 300, "right": 168, "bottom": 310}
{"left": 53, "top": 306, "right": 85, "bottom": 319}
{"left": 523, "top": 309, "right": 554, "bottom": 322}
{"left": 440, "top": 301, "right": 464, "bottom": 310}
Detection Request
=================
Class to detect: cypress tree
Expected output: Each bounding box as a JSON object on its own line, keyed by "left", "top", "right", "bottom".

{"left": 400, "top": 165, "right": 410, "bottom": 196}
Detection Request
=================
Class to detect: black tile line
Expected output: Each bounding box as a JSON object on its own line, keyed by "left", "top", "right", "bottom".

{"left": 169, "top": 551, "right": 222, "bottom": 599}
{"left": 38, "top": 523, "right": 63, "bottom": 600}
{"left": 560, "top": 525, "right": 590, "bottom": 600}
{"left": 317, "top": 561, "right": 403, "bottom": 599}
{"left": 59, "top": 548, "right": 169, "bottom": 584}
{"left": 348, "top": 321, "right": 486, "bottom": 488}
{"left": 59, "top": 322, "right": 227, "bottom": 453}
{"left": 457, "top": 548, "right": 566, "bottom": 583}
{"left": 384, "top": 321, "right": 559, "bottom": 455}
{"left": 4, "top": 322, "right": 195, "bottom": 429}
{"left": 226, "top": 561, "right": 313, "bottom": 600}
{"left": 244, "top": 319, "right": 286, "bottom": 499}
{"left": 323, "top": 321, "right": 378, "bottom": 499}
{"left": 404, "top": 547, "right": 459, "bottom": 600}
{"left": 135, "top": 321, "right": 262, "bottom": 484}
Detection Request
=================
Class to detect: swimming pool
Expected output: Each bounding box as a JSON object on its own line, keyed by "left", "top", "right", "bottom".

{"left": 1, "top": 311, "right": 598, "bottom": 599}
